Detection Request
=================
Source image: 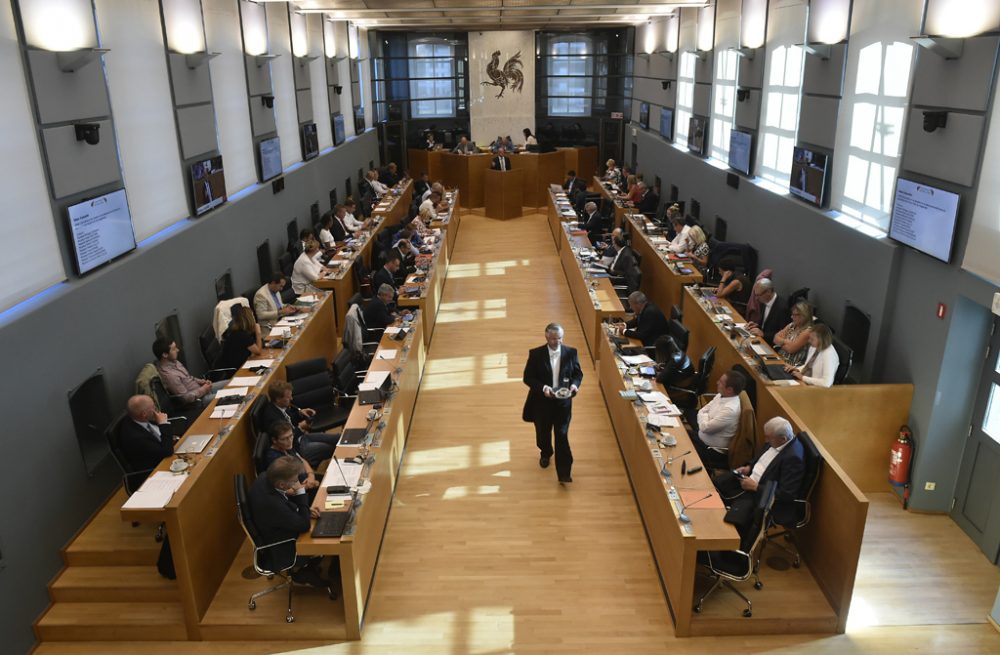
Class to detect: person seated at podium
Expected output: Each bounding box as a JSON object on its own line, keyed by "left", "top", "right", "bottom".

{"left": 253, "top": 274, "right": 300, "bottom": 332}
{"left": 342, "top": 198, "right": 368, "bottom": 232}
{"left": 602, "top": 159, "right": 622, "bottom": 184}
{"left": 317, "top": 214, "right": 337, "bottom": 250}
{"left": 374, "top": 253, "right": 401, "bottom": 297}
{"left": 598, "top": 227, "right": 623, "bottom": 261}
{"left": 120, "top": 394, "right": 176, "bottom": 479}
{"left": 453, "top": 135, "right": 476, "bottom": 154}
{"left": 617, "top": 291, "right": 668, "bottom": 347}
{"left": 578, "top": 202, "right": 603, "bottom": 244}
{"left": 715, "top": 256, "right": 752, "bottom": 306}
{"left": 414, "top": 172, "right": 430, "bottom": 199}
{"left": 491, "top": 147, "right": 512, "bottom": 171}
{"left": 667, "top": 213, "right": 692, "bottom": 254}
{"left": 419, "top": 191, "right": 445, "bottom": 219}
{"left": 425, "top": 181, "right": 444, "bottom": 202}
{"left": 503, "top": 135, "right": 515, "bottom": 151}
{"left": 522, "top": 128, "right": 538, "bottom": 148}
{"left": 606, "top": 235, "right": 636, "bottom": 277}
{"left": 291, "top": 240, "right": 328, "bottom": 295}
{"left": 690, "top": 370, "right": 747, "bottom": 471}
{"left": 563, "top": 170, "right": 586, "bottom": 195}
{"left": 746, "top": 279, "right": 789, "bottom": 345}
{"left": 688, "top": 225, "right": 711, "bottom": 270}
{"left": 153, "top": 337, "right": 221, "bottom": 407}
{"left": 636, "top": 182, "right": 660, "bottom": 215}
{"left": 424, "top": 131, "right": 438, "bottom": 150}
{"left": 366, "top": 170, "right": 389, "bottom": 198}
{"left": 490, "top": 136, "right": 505, "bottom": 153}
{"left": 260, "top": 381, "right": 340, "bottom": 468}
{"left": 785, "top": 324, "right": 839, "bottom": 387}
{"left": 393, "top": 229, "right": 420, "bottom": 266}
{"left": 218, "top": 305, "right": 264, "bottom": 371}
{"left": 652, "top": 334, "right": 693, "bottom": 387}
{"left": 364, "top": 284, "right": 399, "bottom": 333}
{"left": 380, "top": 162, "right": 400, "bottom": 187}
{"left": 619, "top": 175, "right": 640, "bottom": 204}
{"left": 261, "top": 421, "right": 320, "bottom": 497}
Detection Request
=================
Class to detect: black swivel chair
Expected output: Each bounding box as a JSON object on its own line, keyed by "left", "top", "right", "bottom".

{"left": 670, "top": 304, "right": 683, "bottom": 322}
{"left": 149, "top": 376, "right": 203, "bottom": 424}
{"left": 667, "top": 318, "right": 690, "bottom": 353}
{"left": 668, "top": 345, "right": 716, "bottom": 411}
{"left": 764, "top": 432, "right": 823, "bottom": 568}
{"left": 695, "top": 481, "right": 777, "bottom": 618}
{"left": 252, "top": 430, "right": 273, "bottom": 476}
{"left": 285, "top": 358, "right": 346, "bottom": 433}
{"left": 788, "top": 287, "right": 810, "bottom": 308}
{"left": 831, "top": 335, "right": 854, "bottom": 384}
{"left": 198, "top": 325, "right": 237, "bottom": 381}
{"left": 106, "top": 413, "right": 155, "bottom": 496}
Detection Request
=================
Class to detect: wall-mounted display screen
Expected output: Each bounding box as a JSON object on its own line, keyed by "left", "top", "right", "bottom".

{"left": 301, "top": 122, "right": 318, "bottom": 161}
{"left": 728, "top": 129, "right": 753, "bottom": 175}
{"left": 659, "top": 107, "right": 674, "bottom": 141}
{"left": 688, "top": 116, "right": 707, "bottom": 157}
{"left": 259, "top": 136, "right": 282, "bottom": 181}
{"left": 788, "top": 146, "right": 829, "bottom": 207}
{"left": 67, "top": 189, "right": 136, "bottom": 275}
{"left": 639, "top": 102, "right": 650, "bottom": 130}
{"left": 191, "top": 155, "right": 227, "bottom": 216}
{"left": 353, "top": 105, "right": 365, "bottom": 134}
{"left": 890, "top": 178, "right": 960, "bottom": 263}
{"left": 333, "top": 113, "right": 346, "bottom": 146}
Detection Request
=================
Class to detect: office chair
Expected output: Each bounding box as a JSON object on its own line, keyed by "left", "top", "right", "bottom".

{"left": 730, "top": 363, "right": 756, "bottom": 408}
{"left": 670, "top": 304, "right": 683, "bottom": 322}
{"left": 148, "top": 375, "right": 203, "bottom": 425}
{"left": 695, "top": 481, "right": 777, "bottom": 618}
{"left": 353, "top": 258, "right": 373, "bottom": 298}
{"left": 668, "top": 345, "right": 715, "bottom": 410}
{"left": 278, "top": 252, "right": 295, "bottom": 278}
{"left": 106, "top": 413, "right": 156, "bottom": 496}
{"left": 788, "top": 287, "right": 810, "bottom": 308}
{"left": 342, "top": 304, "right": 380, "bottom": 368}
{"left": 285, "top": 357, "right": 344, "bottom": 433}
{"left": 666, "top": 318, "right": 690, "bottom": 352}
{"left": 198, "top": 325, "right": 237, "bottom": 381}
{"left": 234, "top": 474, "right": 335, "bottom": 624}
{"left": 249, "top": 396, "right": 270, "bottom": 445}
{"left": 831, "top": 334, "right": 854, "bottom": 385}
{"left": 611, "top": 265, "right": 642, "bottom": 302}
{"left": 764, "top": 432, "right": 822, "bottom": 568}
{"left": 252, "top": 430, "right": 272, "bottom": 476}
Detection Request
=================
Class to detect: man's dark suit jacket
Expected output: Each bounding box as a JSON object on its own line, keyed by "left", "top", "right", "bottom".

{"left": 120, "top": 419, "right": 175, "bottom": 473}
{"left": 625, "top": 302, "right": 669, "bottom": 347}
{"left": 745, "top": 438, "right": 806, "bottom": 527}
{"left": 609, "top": 245, "right": 637, "bottom": 276}
{"left": 363, "top": 297, "right": 395, "bottom": 332}
{"left": 580, "top": 210, "right": 603, "bottom": 243}
{"left": 637, "top": 191, "right": 660, "bottom": 215}
{"left": 756, "top": 295, "right": 790, "bottom": 344}
{"left": 414, "top": 180, "right": 430, "bottom": 198}
{"left": 329, "top": 216, "right": 348, "bottom": 243}
{"left": 380, "top": 168, "right": 400, "bottom": 186}
{"left": 372, "top": 266, "right": 398, "bottom": 297}
{"left": 521, "top": 344, "right": 584, "bottom": 424}
{"left": 490, "top": 155, "right": 512, "bottom": 171}
{"left": 247, "top": 474, "right": 310, "bottom": 571}
{"left": 563, "top": 176, "right": 586, "bottom": 195}
{"left": 257, "top": 401, "right": 306, "bottom": 440}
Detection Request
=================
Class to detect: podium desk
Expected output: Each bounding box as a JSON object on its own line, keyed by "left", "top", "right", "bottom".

{"left": 407, "top": 148, "right": 445, "bottom": 182}
{"left": 595, "top": 176, "right": 632, "bottom": 228}
{"left": 438, "top": 152, "right": 491, "bottom": 207}
{"left": 484, "top": 168, "right": 523, "bottom": 219}
{"left": 429, "top": 190, "right": 461, "bottom": 258}
{"left": 626, "top": 213, "right": 703, "bottom": 313}
{"left": 511, "top": 150, "right": 565, "bottom": 207}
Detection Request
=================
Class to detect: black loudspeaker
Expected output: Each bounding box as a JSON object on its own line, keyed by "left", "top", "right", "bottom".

{"left": 689, "top": 198, "right": 701, "bottom": 220}
{"left": 726, "top": 173, "right": 740, "bottom": 189}
{"left": 670, "top": 185, "right": 679, "bottom": 202}
{"left": 272, "top": 177, "right": 284, "bottom": 194}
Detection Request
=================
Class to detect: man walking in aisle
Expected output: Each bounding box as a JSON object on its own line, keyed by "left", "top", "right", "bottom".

{"left": 522, "top": 323, "right": 584, "bottom": 484}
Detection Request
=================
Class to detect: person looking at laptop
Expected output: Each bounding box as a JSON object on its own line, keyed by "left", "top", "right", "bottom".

{"left": 746, "top": 279, "right": 789, "bottom": 344}
{"left": 785, "top": 323, "right": 839, "bottom": 387}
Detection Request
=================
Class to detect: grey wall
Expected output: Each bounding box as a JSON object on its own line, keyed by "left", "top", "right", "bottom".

{"left": 0, "top": 130, "right": 378, "bottom": 655}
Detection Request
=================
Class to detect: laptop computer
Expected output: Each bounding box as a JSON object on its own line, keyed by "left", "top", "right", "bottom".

{"left": 337, "top": 427, "right": 368, "bottom": 447}
{"left": 175, "top": 433, "right": 213, "bottom": 454}
{"left": 751, "top": 346, "right": 796, "bottom": 381}
{"left": 311, "top": 510, "right": 352, "bottom": 538}
{"left": 358, "top": 373, "right": 392, "bottom": 405}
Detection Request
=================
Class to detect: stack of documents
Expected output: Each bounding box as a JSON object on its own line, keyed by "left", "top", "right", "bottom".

{"left": 243, "top": 358, "right": 274, "bottom": 369}
{"left": 360, "top": 370, "right": 391, "bottom": 390}
{"left": 216, "top": 387, "right": 249, "bottom": 399}
{"left": 227, "top": 375, "right": 261, "bottom": 387}
{"left": 122, "top": 471, "right": 187, "bottom": 509}
{"left": 210, "top": 406, "right": 238, "bottom": 419}
{"left": 621, "top": 354, "right": 655, "bottom": 365}
{"left": 646, "top": 414, "right": 680, "bottom": 428}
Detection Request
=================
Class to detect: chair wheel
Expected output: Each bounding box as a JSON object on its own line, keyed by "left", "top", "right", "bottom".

{"left": 286, "top": 615, "right": 295, "bottom": 624}
{"left": 792, "top": 560, "right": 801, "bottom": 568}
{"left": 743, "top": 609, "right": 752, "bottom": 618}
{"left": 754, "top": 581, "right": 763, "bottom": 590}
{"left": 248, "top": 601, "right": 256, "bottom": 610}
{"left": 328, "top": 588, "right": 338, "bottom": 601}
{"left": 693, "top": 605, "right": 702, "bottom": 613}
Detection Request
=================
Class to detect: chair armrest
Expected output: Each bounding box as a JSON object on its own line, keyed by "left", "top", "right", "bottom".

{"left": 666, "top": 386, "right": 698, "bottom": 400}
{"left": 166, "top": 416, "right": 188, "bottom": 425}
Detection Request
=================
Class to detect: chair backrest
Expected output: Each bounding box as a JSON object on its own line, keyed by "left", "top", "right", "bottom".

{"left": 285, "top": 357, "right": 328, "bottom": 382}
{"left": 278, "top": 252, "right": 295, "bottom": 277}
{"left": 342, "top": 306, "right": 365, "bottom": 359}
{"left": 199, "top": 325, "right": 220, "bottom": 369}
{"left": 794, "top": 432, "right": 824, "bottom": 526}
{"left": 728, "top": 391, "right": 757, "bottom": 469}
{"left": 332, "top": 348, "right": 353, "bottom": 380}
{"left": 252, "top": 432, "right": 272, "bottom": 475}
{"left": 149, "top": 375, "right": 176, "bottom": 413}
{"left": 670, "top": 304, "right": 683, "bottom": 322}
{"left": 250, "top": 397, "right": 271, "bottom": 438}
{"left": 105, "top": 412, "right": 133, "bottom": 474}
{"left": 692, "top": 346, "right": 716, "bottom": 395}
{"left": 831, "top": 334, "right": 853, "bottom": 384}
{"left": 667, "top": 319, "right": 689, "bottom": 352}
{"left": 234, "top": 474, "right": 265, "bottom": 547}
{"left": 788, "top": 286, "right": 810, "bottom": 308}
{"left": 335, "top": 357, "right": 359, "bottom": 394}
{"left": 730, "top": 363, "right": 756, "bottom": 408}
{"left": 743, "top": 480, "right": 778, "bottom": 553}
{"left": 348, "top": 292, "right": 365, "bottom": 309}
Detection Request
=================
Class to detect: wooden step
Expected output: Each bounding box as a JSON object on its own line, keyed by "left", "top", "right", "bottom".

{"left": 34, "top": 602, "right": 187, "bottom": 641}
{"left": 49, "top": 566, "right": 178, "bottom": 602}
{"left": 63, "top": 489, "right": 160, "bottom": 567}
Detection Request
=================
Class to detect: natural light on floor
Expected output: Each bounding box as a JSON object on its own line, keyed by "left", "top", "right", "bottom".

{"left": 437, "top": 298, "right": 508, "bottom": 323}
{"left": 420, "top": 352, "right": 519, "bottom": 390}
{"left": 446, "top": 259, "right": 528, "bottom": 279}
{"left": 442, "top": 485, "right": 502, "bottom": 500}
{"left": 846, "top": 594, "right": 878, "bottom": 629}
{"left": 404, "top": 440, "right": 511, "bottom": 476}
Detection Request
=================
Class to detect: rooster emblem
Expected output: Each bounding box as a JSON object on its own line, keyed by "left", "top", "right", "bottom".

{"left": 481, "top": 50, "right": 524, "bottom": 99}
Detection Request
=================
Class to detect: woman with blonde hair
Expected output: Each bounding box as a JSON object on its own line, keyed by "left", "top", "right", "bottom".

{"left": 786, "top": 323, "right": 840, "bottom": 387}
{"left": 773, "top": 301, "right": 814, "bottom": 366}
{"left": 602, "top": 159, "right": 621, "bottom": 184}
{"left": 623, "top": 175, "right": 643, "bottom": 203}
{"left": 687, "top": 225, "right": 710, "bottom": 268}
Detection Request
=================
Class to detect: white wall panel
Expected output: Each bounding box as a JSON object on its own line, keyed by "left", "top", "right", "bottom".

{"left": 266, "top": 3, "right": 300, "bottom": 168}
{"left": 469, "top": 31, "right": 535, "bottom": 145}
{"left": 308, "top": 14, "right": 332, "bottom": 150}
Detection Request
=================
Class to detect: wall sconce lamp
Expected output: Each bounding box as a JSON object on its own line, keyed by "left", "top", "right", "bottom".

{"left": 729, "top": 46, "right": 755, "bottom": 60}
{"left": 651, "top": 50, "right": 675, "bottom": 61}
{"left": 74, "top": 123, "right": 100, "bottom": 145}
{"left": 333, "top": 85, "right": 343, "bottom": 95}
{"left": 261, "top": 95, "right": 275, "bottom": 109}
{"left": 798, "top": 43, "right": 832, "bottom": 60}
{"left": 297, "top": 55, "right": 319, "bottom": 67}
{"left": 56, "top": 48, "right": 110, "bottom": 73}
{"left": 910, "top": 35, "right": 964, "bottom": 60}
{"left": 686, "top": 49, "right": 708, "bottom": 62}
{"left": 737, "top": 88, "right": 751, "bottom": 102}
{"left": 254, "top": 53, "right": 280, "bottom": 68}
{"left": 661, "top": 80, "right": 672, "bottom": 90}
{"left": 922, "top": 110, "right": 948, "bottom": 132}
{"left": 184, "top": 51, "right": 221, "bottom": 69}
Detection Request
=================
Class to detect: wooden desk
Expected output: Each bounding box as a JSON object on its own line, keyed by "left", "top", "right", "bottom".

{"left": 548, "top": 190, "right": 627, "bottom": 362}
{"left": 429, "top": 190, "right": 461, "bottom": 259}
{"left": 398, "top": 193, "right": 455, "bottom": 346}
{"left": 597, "top": 332, "right": 739, "bottom": 637}
{"left": 594, "top": 176, "right": 631, "bottom": 228}
{"left": 407, "top": 148, "right": 445, "bottom": 182}
{"left": 438, "top": 152, "right": 491, "bottom": 207}
{"left": 484, "top": 168, "right": 523, "bottom": 219}
{"left": 626, "top": 214, "right": 703, "bottom": 314}
{"left": 545, "top": 187, "right": 578, "bottom": 251}
{"left": 120, "top": 294, "right": 337, "bottom": 638}
{"left": 297, "top": 314, "right": 425, "bottom": 639}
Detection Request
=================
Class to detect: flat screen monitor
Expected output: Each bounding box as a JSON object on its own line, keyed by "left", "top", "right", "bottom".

{"left": 301, "top": 122, "right": 318, "bottom": 161}
{"left": 659, "top": 107, "right": 674, "bottom": 141}
{"left": 728, "top": 129, "right": 753, "bottom": 175}
{"left": 639, "top": 102, "right": 650, "bottom": 130}
{"left": 688, "top": 116, "right": 707, "bottom": 157}
{"left": 353, "top": 105, "right": 365, "bottom": 134}
{"left": 190, "top": 155, "right": 227, "bottom": 216}
{"left": 259, "top": 136, "right": 282, "bottom": 181}
{"left": 889, "top": 179, "right": 960, "bottom": 263}
{"left": 788, "top": 146, "right": 829, "bottom": 207}
{"left": 66, "top": 188, "right": 136, "bottom": 275}
{"left": 332, "top": 113, "right": 346, "bottom": 146}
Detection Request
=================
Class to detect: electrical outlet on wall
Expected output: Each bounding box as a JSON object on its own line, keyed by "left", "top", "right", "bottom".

{"left": 925, "top": 481, "right": 936, "bottom": 491}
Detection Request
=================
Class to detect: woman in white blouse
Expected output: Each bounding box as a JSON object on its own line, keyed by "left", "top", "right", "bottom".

{"left": 602, "top": 159, "right": 621, "bottom": 183}
{"left": 291, "top": 240, "right": 327, "bottom": 295}
{"left": 786, "top": 323, "right": 839, "bottom": 387}
{"left": 667, "top": 214, "right": 692, "bottom": 254}
{"left": 523, "top": 128, "right": 538, "bottom": 147}
{"left": 368, "top": 170, "right": 388, "bottom": 197}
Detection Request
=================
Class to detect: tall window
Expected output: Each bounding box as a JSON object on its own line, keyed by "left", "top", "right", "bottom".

{"left": 758, "top": 44, "right": 804, "bottom": 185}
{"left": 409, "top": 39, "right": 456, "bottom": 118}
{"left": 547, "top": 37, "right": 593, "bottom": 116}
{"left": 710, "top": 49, "right": 739, "bottom": 161}
{"left": 675, "top": 52, "right": 697, "bottom": 146}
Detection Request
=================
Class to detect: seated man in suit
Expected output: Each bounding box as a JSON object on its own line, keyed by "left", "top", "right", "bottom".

{"left": 452, "top": 135, "right": 476, "bottom": 154}
{"left": 746, "top": 279, "right": 789, "bottom": 344}
{"left": 262, "top": 421, "right": 320, "bottom": 496}
{"left": 690, "top": 370, "right": 747, "bottom": 471}
{"left": 617, "top": 291, "right": 668, "bottom": 347}
{"left": 413, "top": 172, "right": 430, "bottom": 199}
{"left": 248, "top": 456, "right": 331, "bottom": 589}
{"left": 606, "top": 234, "right": 636, "bottom": 277}
{"left": 491, "top": 147, "right": 512, "bottom": 171}
{"left": 380, "top": 162, "right": 400, "bottom": 187}
{"left": 578, "top": 201, "right": 603, "bottom": 244}
{"left": 424, "top": 132, "right": 437, "bottom": 150}
{"left": 364, "top": 283, "right": 398, "bottom": 333}
{"left": 120, "top": 394, "right": 176, "bottom": 479}
{"left": 563, "top": 169, "right": 587, "bottom": 195}
{"left": 253, "top": 273, "right": 300, "bottom": 331}
{"left": 713, "top": 416, "right": 805, "bottom": 541}
{"left": 258, "top": 381, "right": 339, "bottom": 468}
{"left": 373, "top": 253, "right": 401, "bottom": 297}
{"left": 636, "top": 182, "right": 660, "bottom": 215}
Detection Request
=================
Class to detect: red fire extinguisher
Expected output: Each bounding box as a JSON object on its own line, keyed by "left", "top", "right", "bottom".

{"left": 889, "top": 425, "right": 914, "bottom": 506}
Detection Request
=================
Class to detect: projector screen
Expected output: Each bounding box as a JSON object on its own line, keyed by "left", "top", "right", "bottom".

{"left": 659, "top": 107, "right": 673, "bottom": 141}
{"left": 259, "top": 136, "right": 282, "bottom": 181}
{"left": 728, "top": 129, "right": 753, "bottom": 175}
{"left": 333, "top": 113, "right": 346, "bottom": 146}
{"left": 639, "top": 102, "right": 650, "bottom": 130}
{"left": 67, "top": 189, "right": 137, "bottom": 275}
{"left": 890, "top": 179, "right": 960, "bottom": 263}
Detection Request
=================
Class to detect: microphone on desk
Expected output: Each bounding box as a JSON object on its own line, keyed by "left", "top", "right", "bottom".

{"left": 678, "top": 493, "right": 715, "bottom": 524}
{"left": 667, "top": 450, "right": 691, "bottom": 466}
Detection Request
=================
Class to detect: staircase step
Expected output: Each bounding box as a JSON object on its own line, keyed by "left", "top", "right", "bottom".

{"left": 63, "top": 489, "right": 161, "bottom": 567}
{"left": 50, "top": 566, "right": 178, "bottom": 602}
{"left": 35, "top": 602, "right": 187, "bottom": 641}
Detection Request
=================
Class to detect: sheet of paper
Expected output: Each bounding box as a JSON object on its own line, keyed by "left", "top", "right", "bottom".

{"left": 638, "top": 391, "right": 670, "bottom": 404}
{"left": 215, "top": 387, "right": 248, "bottom": 398}
{"left": 646, "top": 414, "right": 680, "bottom": 428}
{"left": 772, "top": 379, "right": 801, "bottom": 386}
{"left": 751, "top": 343, "right": 772, "bottom": 356}
{"left": 122, "top": 471, "right": 187, "bottom": 509}
{"left": 621, "top": 354, "right": 655, "bottom": 365}
{"left": 243, "top": 358, "right": 274, "bottom": 369}
{"left": 276, "top": 317, "right": 306, "bottom": 327}
{"left": 297, "top": 294, "right": 319, "bottom": 303}
{"left": 714, "top": 314, "right": 732, "bottom": 321}
{"left": 678, "top": 490, "right": 725, "bottom": 509}
{"left": 210, "top": 406, "right": 237, "bottom": 419}
{"left": 227, "top": 375, "right": 261, "bottom": 387}
{"left": 375, "top": 349, "right": 398, "bottom": 361}
{"left": 365, "top": 370, "right": 391, "bottom": 386}
{"left": 320, "top": 460, "right": 364, "bottom": 488}
{"left": 384, "top": 326, "right": 403, "bottom": 335}
{"left": 268, "top": 327, "right": 290, "bottom": 337}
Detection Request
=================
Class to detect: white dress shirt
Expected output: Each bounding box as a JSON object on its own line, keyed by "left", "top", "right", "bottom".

{"left": 751, "top": 438, "right": 794, "bottom": 482}
{"left": 343, "top": 211, "right": 364, "bottom": 231}
{"left": 761, "top": 294, "right": 777, "bottom": 328}
{"left": 797, "top": 345, "right": 840, "bottom": 388}
{"left": 291, "top": 252, "right": 324, "bottom": 294}
{"left": 419, "top": 198, "right": 438, "bottom": 219}
{"left": 546, "top": 346, "right": 561, "bottom": 392}
{"left": 668, "top": 224, "right": 692, "bottom": 253}
{"left": 371, "top": 179, "right": 389, "bottom": 196}
{"left": 318, "top": 228, "right": 335, "bottom": 249}
{"left": 696, "top": 394, "right": 741, "bottom": 449}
